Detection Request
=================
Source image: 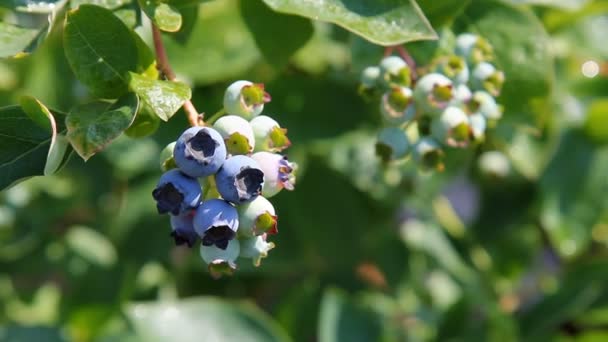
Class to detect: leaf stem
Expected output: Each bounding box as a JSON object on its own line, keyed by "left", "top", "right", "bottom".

{"left": 152, "top": 25, "right": 201, "bottom": 126}
{"left": 396, "top": 45, "right": 418, "bottom": 80}
{"left": 206, "top": 109, "right": 226, "bottom": 125}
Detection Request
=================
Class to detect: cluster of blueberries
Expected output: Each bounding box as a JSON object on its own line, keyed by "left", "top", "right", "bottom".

{"left": 152, "top": 80, "right": 295, "bottom": 278}
{"left": 360, "top": 33, "right": 505, "bottom": 171}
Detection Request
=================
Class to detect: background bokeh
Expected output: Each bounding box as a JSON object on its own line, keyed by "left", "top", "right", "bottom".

{"left": 1, "top": 0, "right": 608, "bottom": 341}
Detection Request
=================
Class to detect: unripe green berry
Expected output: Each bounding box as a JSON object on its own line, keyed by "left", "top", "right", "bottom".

{"left": 239, "top": 234, "right": 275, "bottom": 267}
{"left": 414, "top": 73, "right": 454, "bottom": 116}
{"left": 431, "top": 106, "right": 471, "bottom": 148}
{"left": 160, "top": 141, "right": 177, "bottom": 171}
{"left": 213, "top": 115, "right": 255, "bottom": 155}
{"left": 200, "top": 238, "right": 240, "bottom": 279}
{"left": 413, "top": 137, "right": 445, "bottom": 171}
{"left": 379, "top": 56, "right": 411, "bottom": 88}
{"left": 380, "top": 87, "right": 416, "bottom": 126}
{"left": 223, "top": 80, "right": 270, "bottom": 119}
{"left": 250, "top": 115, "right": 291, "bottom": 153}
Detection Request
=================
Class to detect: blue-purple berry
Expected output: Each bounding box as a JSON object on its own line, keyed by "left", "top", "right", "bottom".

{"left": 152, "top": 169, "right": 202, "bottom": 215}
{"left": 193, "top": 199, "right": 239, "bottom": 250}
{"left": 215, "top": 155, "right": 265, "bottom": 204}
{"left": 170, "top": 210, "right": 198, "bottom": 247}
{"left": 173, "top": 127, "right": 227, "bottom": 178}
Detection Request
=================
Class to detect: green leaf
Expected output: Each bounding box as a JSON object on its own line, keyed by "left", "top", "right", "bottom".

{"left": 66, "top": 93, "right": 139, "bottom": 161}
{"left": 540, "top": 130, "right": 608, "bottom": 259}
{"left": 165, "top": 0, "right": 260, "bottom": 84}
{"left": 584, "top": 99, "right": 608, "bottom": 145}
{"left": 64, "top": 4, "right": 138, "bottom": 98}
{"left": 139, "top": 0, "right": 183, "bottom": 32}
{"left": 70, "top": 0, "right": 131, "bottom": 10}
{"left": 319, "top": 288, "right": 382, "bottom": 342}
{"left": 261, "top": 0, "right": 437, "bottom": 45}
{"left": 240, "top": 0, "right": 313, "bottom": 68}
{"left": 128, "top": 72, "right": 191, "bottom": 121}
{"left": 126, "top": 297, "right": 291, "bottom": 342}
{"left": 416, "top": 0, "right": 471, "bottom": 27}
{"left": 124, "top": 104, "right": 161, "bottom": 138}
{"left": 65, "top": 225, "right": 118, "bottom": 267}
{"left": 19, "top": 96, "right": 72, "bottom": 176}
{"left": 463, "top": 1, "right": 555, "bottom": 104}
{"left": 170, "top": 4, "right": 199, "bottom": 44}
{"left": 0, "top": 22, "right": 44, "bottom": 58}
{"left": 501, "top": 0, "right": 590, "bottom": 10}
{"left": 0, "top": 103, "right": 66, "bottom": 191}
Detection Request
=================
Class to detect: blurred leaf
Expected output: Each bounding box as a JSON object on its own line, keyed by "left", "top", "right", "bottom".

{"left": 0, "top": 22, "right": 45, "bottom": 58}
{"left": 66, "top": 226, "right": 118, "bottom": 267}
{"left": 318, "top": 288, "right": 382, "bottom": 342}
{"left": 66, "top": 93, "right": 139, "bottom": 160}
{"left": 64, "top": 4, "right": 138, "bottom": 98}
{"left": 502, "top": 0, "right": 590, "bottom": 10}
{"left": 70, "top": 0, "right": 130, "bottom": 9}
{"left": 170, "top": 4, "right": 199, "bottom": 44}
{"left": 0, "top": 325, "right": 66, "bottom": 342}
{"left": 240, "top": 0, "right": 313, "bottom": 68}
{"left": 417, "top": 0, "right": 471, "bottom": 27}
{"left": 0, "top": 103, "right": 67, "bottom": 190}
{"left": 520, "top": 261, "right": 608, "bottom": 341}
{"left": 464, "top": 0, "right": 554, "bottom": 105}
{"left": 1, "top": 0, "right": 66, "bottom": 12}
{"left": 139, "top": 0, "right": 182, "bottom": 32}
{"left": 261, "top": 0, "right": 437, "bottom": 45}
{"left": 114, "top": 8, "right": 138, "bottom": 28}
{"left": 127, "top": 297, "right": 291, "bottom": 342}
{"left": 128, "top": 72, "right": 191, "bottom": 121}
{"left": 540, "top": 130, "right": 608, "bottom": 258}
{"left": 165, "top": 0, "right": 260, "bottom": 84}
{"left": 583, "top": 99, "right": 608, "bottom": 145}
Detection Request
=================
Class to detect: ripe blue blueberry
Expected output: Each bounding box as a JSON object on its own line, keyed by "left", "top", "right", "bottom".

{"left": 376, "top": 127, "right": 410, "bottom": 161}
{"left": 152, "top": 169, "right": 202, "bottom": 215}
{"left": 216, "top": 155, "right": 265, "bottom": 204}
{"left": 213, "top": 115, "right": 255, "bottom": 155}
{"left": 200, "top": 238, "right": 240, "bottom": 279}
{"left": 239, "top": 234, "right": 275, "bottom": 267}
{"left": 236, "top": 195, "right": 277, "bottom": 237}
{"left": 414, "top": 73, "right": 454, "bottom": 116}
{"left": 380, "top": 87, "right": 416, "bottom": 126}
{"left": 193, "top": 199, "right": 239, "bottom": 250}
{"left": 250, "top": 115, "right": 291, "bottom": 153}
{"left": 251, "top": 152, "right": 296, "bottom": 198}
{"left": 170, "top": 210, "right": 198, "bottom": 247}
{"left": 173, "top": 127, "right": 227, "bottom": 178}
{"left": 223, "top": 80, "right": 270, "bottom": 119}
{"left": 471, "top": 62, "right": 504, "bottom": 96}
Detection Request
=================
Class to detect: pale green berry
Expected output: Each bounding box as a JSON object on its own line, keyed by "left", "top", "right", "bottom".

{"left": 414, "top": 73, "right": 454, "bottom": 116}
{"left": 413, "top": 137, "right": 445, "bottom": 171}
{"left": 213, "top": 115, "right": 255, "bottom": 155}
{"left": 376, "top": 127, "right": 410, "bottom": 161}
{"left": 160, "top": 141, "right": 177, "bottom": 171}
{"left": 200, "top": 238, "right": 240, "bottom": 279}
{"left": 471, "top": 62, "right": 504, "bottom": 97}
{"left": 455, "top": 33, "right": 494, "bottom": 64}
{"left": 379, "top": 56, "right": 411, "bottom": 88}
{"left": 451, "top": 84, "right": 473, "bottom": 106}
{"left": 223, "top": 80, "right": 270, "bottom": 119}
{"left": 470, "top": 91, "right": 502, "bottom": 120}
{"left": 478, "top": 150, "right": 510, "bottom": 178}
{"left": 250, "top": 115, "right": 291, "bottom": 153}
{"left": 360, "top": 66, "right": 381, "bottom": 89}
{"left": 380, "top": 87, "right": 416, "bottom": 126}
{"left": 431, "top": 106, "right": 471, "bottom": 148}
{"left": 239, "top": 234, "right": 275, "bottom": 267}
{"left": 434, "top": 55, "right": 469, "bottom": 85}
{"left": 237, "top": 196, "right": 277, "bottom": 237}
{"left": 469, "top": 112, "right": 486, "bottom": 143}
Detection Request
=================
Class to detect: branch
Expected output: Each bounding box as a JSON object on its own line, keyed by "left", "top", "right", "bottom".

{"left": 396, "top": 45, "right": 418, "bottom": 80}
{"left": 152, "top": 25, "right": 201, "bottom": 126}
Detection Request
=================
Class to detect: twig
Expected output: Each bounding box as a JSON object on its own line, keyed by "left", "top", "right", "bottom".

{"left": 396, "top": 45, "right": 417, "bottom": 80}
{"left": 152, "top": 25, "right": 201, "bottom": 126}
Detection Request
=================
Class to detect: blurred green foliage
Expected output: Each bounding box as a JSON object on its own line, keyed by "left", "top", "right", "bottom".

{"left": 1, "top": 0, "right": 608, "bottom": 341}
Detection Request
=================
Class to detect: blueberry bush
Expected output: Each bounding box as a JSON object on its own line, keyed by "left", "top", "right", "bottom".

{"left": 1, "top": 0, "right": 608, "bottom": 341}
